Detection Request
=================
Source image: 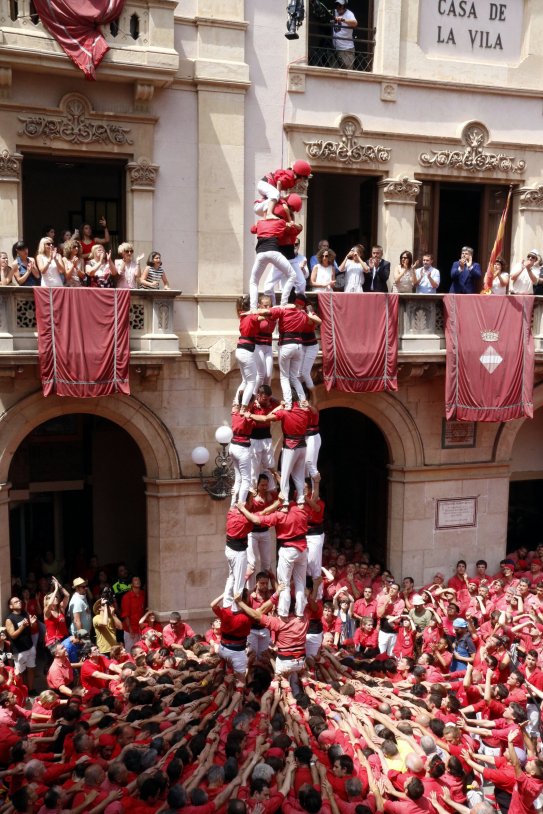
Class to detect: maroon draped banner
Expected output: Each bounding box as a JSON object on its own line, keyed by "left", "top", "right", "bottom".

{"left": 318, "top": 293, "right": 398, "bottom": 392}
{"left": 444, "top": 294, "right": 534, "bottom": 422}
{"left": 34, "top": 288, "right": 130, "bottom": 398}
{"left": 33, "top": 0, "right": 126, "bottom": 79}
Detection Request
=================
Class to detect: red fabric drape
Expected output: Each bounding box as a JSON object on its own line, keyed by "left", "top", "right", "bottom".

{"left": 444, "top": 294, "right": 534, "bottom": 422}
{"left": 33, "top": 0, "right": 126, "bottom": 79}
{"left": 318, "top": 293, "right": 399, "bottom": 392}
{"left": 34, "top": 288, "right": 130, "bottom": 398}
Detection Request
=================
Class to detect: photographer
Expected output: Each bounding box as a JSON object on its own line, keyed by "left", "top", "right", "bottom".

{"left": 92, "top": 591, "right": 123, "bottom": 657}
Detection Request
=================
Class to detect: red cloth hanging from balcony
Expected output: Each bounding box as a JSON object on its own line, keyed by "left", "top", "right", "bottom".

{"left": 318, "top": 292, "right": 399, "bottom": 392}
{"left": 34, "top": 288, "right": 130, "bottom": 398}
{"left": 32, "top": 0, "right": 126, "bottom": 79}
{"left": 444, "top": 294, "right": 534, "bottom": 422}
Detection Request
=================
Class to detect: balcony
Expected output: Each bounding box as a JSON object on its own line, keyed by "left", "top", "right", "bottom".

{"left": 307, "top": 23, "right": 375, "bottom": 73}
{"left": 0, "top": 287, "right": 181, "bottom": 359}
{"left": 0, "top": 0, "right": 179, "bottom": 85}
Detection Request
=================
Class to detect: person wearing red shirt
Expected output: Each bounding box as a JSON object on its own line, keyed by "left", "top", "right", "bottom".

{"left": 80, "top": 646, "right": 113, "bottom": 699}
{"left": 353, "top": 619, "right": 379, "bottom": 658}
{"left": 229, "top": 401, "right": 256, "bottom": 507}
{"left": 250, "top": 385, "right": 279, "bottom": 489}
{"left": 223, "top": 505, "right": 254, "bottom": 610}
{"left": 246, "top": 572, "right": 273, "bottom": 656}
{"left": 210, "top": 592, "right": 252, "bottom": 680}
{"left": 162, "top": 612, "right": 195, "bottom": 649}
{"left": 393, "top": 618, "right": 416, "bottom": 660}
{"left": 506, "top": 729, "right": 543, "bottom": 814}
{"left": 249, "top": 217, "right": 296, "bottom": 309}
{"left": 239, "top": 500, "right": 308, "bottom": 618}
{"left": 120, "top": 577, "right": 146, "bottom": 652}
{"left": 305, "top": 485, "right": 325, "bottom": 597}
{"left": 353, "top": 587, "right": 377, "bottom": 622}
{"left": 46, "top": 644, "right": 74, "bottom": 696}
{"left": 447, "top": 560, "right": 469, "bottom": 594}
{"left": 253, "top": 309, "right": 277, "bottom": 392}
{"left": 234, "top": 295, "right": 261, "bottom": 410}
{"left": 377, "top": 583, "right": 405, "bottom": 655}
{"left": 305, "top": 578, "right": 324, "bottom": 660}
{"left": 247, "top": 473, "right": 277, "bottom": 582}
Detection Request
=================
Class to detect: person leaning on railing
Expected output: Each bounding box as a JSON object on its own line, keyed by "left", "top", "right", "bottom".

{"left": 332, "top": 0, "right": 358, "bottom": 69}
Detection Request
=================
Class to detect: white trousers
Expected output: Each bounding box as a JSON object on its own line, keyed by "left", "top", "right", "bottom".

{"left": 248, "top": 529, "right": 274, "bottom": 575}
{"left": 254, "top": 180, "right": 280, "bottom": 215}
{"left": 235, "top": 347, "right": 258, "bottom": 406}
{"left": 229, "top": 442, "right": 252, "bottom": 506}
{"left": 300, "top": 343, "right": 318, "bottom": 390}
{"left": 224, "top": 545, "right": 248, "bottom": 609}
{"left": 280, "top": 446, "right": 306, "bottom": 506}
{"left": 378, "top": 630, "right": 397, "bottom": 656}
{"left": 263, "top": 260, "right": 298, "bottom": 301}
{"left": 305, "top": 433, "right": 321, "bottom": 482}
{"left": 277, "top": 546, "right": 308, "bottom": 617}
{"left": 275, "top": 655, "right": 306, "bottom": 676}
{"left": 250, "top": 252, "right": 296, "bottom": 309}
{"left": 307, "top": 532, "right": 324, "bottom": 599}
{"left": 248, "top": 627, "right": 271, "bottom": 656}
{"left": 305, "top": 632, "right": 323, "bottom": 658}
{"left": 218, "top": 644, "right": 248, "bottom": 675}
{"left": 251, "top": 438, "right": 275, "bottom": 487}
{"left": 278, "top": 343, "right": 304, "bottom": 408}
{"left": 255, "top": 344, "right": 273, "bottom": 388}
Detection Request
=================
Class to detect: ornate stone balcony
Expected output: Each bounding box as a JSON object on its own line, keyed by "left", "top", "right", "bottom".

{"left": 0, "top": 288, "right": 180, "bottom": 359}
{"left": 0, "top": 0, "right": 178, "bottom": 86}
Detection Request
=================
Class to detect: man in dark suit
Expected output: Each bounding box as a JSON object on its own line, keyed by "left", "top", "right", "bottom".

{"left": 449, "top": 246, "right": 482, "bottom": 293}
{"left": 363, "top": 245, "right": 390, "bottom": 292}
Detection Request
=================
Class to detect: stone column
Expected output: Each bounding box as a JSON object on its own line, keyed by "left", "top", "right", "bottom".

{"left": 513, "top": 184, "right": 543, "bottom": 263}
{"left": 0, "top": 150, "right": 23, "bottom": 247}
{"left": 0, "top": 483, "right": 11, "bottom": 614}
{"left": 145, "top": 478, "right": 227, "bottom": 630}
{"left": 125, "top": 157, "right": 158, "bottom": 263}
{"left": 377, "top": 176, "right": 421, "bottom": 288}
{"left": 373, "top": 0, "right": 402, "bottom": 75}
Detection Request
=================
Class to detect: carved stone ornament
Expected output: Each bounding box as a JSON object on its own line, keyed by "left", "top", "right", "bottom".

{"left": 304, "top": 115, "right": 391, "bottom": 166}
{"left": 0, "top": 149, "right": 21, "bottom": 181}
{"left": 419, "top": 121, "right": 526, "bottom": 175}
{"left": 128, "top": 157, "right": 158, "bottom": 189}
{"left": 519, "top": 184, "right": 543, "bottom": 210}
{"left": 18, "top": 93, "right": 133, "bottom": 146}
{"left": 380, "top": 175, "right": 421, "bottom": 204}
{"left": 288, "top": 71, "right": 306, "bottom": 93}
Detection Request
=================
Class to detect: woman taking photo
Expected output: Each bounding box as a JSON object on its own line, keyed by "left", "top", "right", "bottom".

{"left": 338, "top": 244, "right": 367, "bottom": 292}
{"left": 393, "top": 250, "right": 415, "bottom": 293}
{"left": 36, "top": 237, "right": 66, "bottom": 287}
{"left": 85, "top": 244, "right": 117, "bottom": 288}
{"left": 310, "top": 246, "right": 336, "bottom": 292}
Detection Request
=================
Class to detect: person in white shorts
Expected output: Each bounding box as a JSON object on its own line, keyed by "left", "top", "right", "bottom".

{"left": 5, "top": 596, "right": 37, "bottom": 693}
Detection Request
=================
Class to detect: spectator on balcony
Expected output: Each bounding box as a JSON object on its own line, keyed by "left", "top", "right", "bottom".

{"left": 11, "top": 241, "right": 39, "bottom": 287}
{"left": 414, "top": 253, "right": 440, "bottom": 294}
{"left": 116, "top": 243, "right": 144, "bottom": 289}
{"left": 332, "top": 1, "right": 358, "bottom": 70}
{"left": 290, "top": 238, "right": 309, "bottom": 291}
{"left": 363, "top": 245, "right": 390, "bottom": 292}
{"left": 0, "top": 250, "right": 16, "bottom": 286}
{"left": 509, "top": 250, "right": 540, "bottom": 295}
{"left": 79, "top": 217, "right": 110, "bottom": 261}
{"left": 36, "top": 237, "right": 66, "bottom": 287}
{"left": 309, "top": 240, "right": 339, "bottom": 272}
{"left": 488, "top": 257, "right": 509, "bottom": 295}
{"left": 338, "top": 245, "right": 367, "bottom": 292}
{"left": 449, "top": 246, "right": 481, "bottom": 294}
{"left": 310, "top": 247, "right": 336, "bottom": 292}
{"left": 85, "top": 244, "right": 117, "bottom": 288}
{"left": 392, "top": 250, "right": 415, "bottom": 293}
{"left": 139, "top": 250, "right": 171, "bottom": 290}
{"left": 58, "top": 229, "right": 72, "bottom": 254}
{"left": 63, "top": 239, "right": 86, "bottom": 287}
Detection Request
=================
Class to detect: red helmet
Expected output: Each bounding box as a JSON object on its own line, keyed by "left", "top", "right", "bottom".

{"left": 286, "top": 193, "right": 303, "bottom": 212}
{"left": 292, "top": 159, "right": 312, "bottom": 178}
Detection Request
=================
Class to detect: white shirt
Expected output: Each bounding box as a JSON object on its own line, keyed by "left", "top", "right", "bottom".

{"left": 40, "top": 258, "right": 64, "bottom": 288}
{"left": 415, "top": 265, "right": 440, "bottom": 294}
{"left": 343, "top": 259, "right": 365, "bottom": 293}
{"left": 510, "top": 262, "right": 536, "bottom": 294}
{"left": 332, "top": 9, "right": 356, "bottom": 50}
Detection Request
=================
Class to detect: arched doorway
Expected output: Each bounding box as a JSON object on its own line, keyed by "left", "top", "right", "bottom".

{"left": 319, "top": 407, "right": 389, "bottom": 563}
{"left": 507, "top": 407, "right": 543, "bottom": 550}
{"left": 8, "top": 414, "right": 146, "bottom": 584}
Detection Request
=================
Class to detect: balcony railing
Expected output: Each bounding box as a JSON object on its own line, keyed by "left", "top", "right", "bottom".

{"left": 307, "top": 23, "right": 375, "bottom": 72}
{"left": 0, "top": 0, "right": 179, "bottom": 81}
{"left": 0, "top": 288, "right": 180, "bottom": 356}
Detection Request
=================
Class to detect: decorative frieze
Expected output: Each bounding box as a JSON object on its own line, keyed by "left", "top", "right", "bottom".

{"left": 380, "top": 175, "right": 421, "bottom": 205}
{"left": 304, "top": 116, "right": 391, "bottom": 167}
{"left": 18, "top": 93, "right": 133, "bottom": 146}
{"left": 0, "top": 149, "right": 21, "bottom": 182}
{"left": 419, "top": 121, "right": 525, "bottom": 175}
{"left": 518, "top": 184, "right": 543, "bottom": 211}
{"left": 127, "top": 157, "right": 158, "bottom": 189}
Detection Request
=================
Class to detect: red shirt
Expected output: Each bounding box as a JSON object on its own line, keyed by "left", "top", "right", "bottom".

{"left": 162, "top": 621, "right": 196, "bottom": 648}
{"left": 44, "top": 612, "right": 69, "bottom": 646}
{"left": 274, "top": 405, "right": 310, "bottom": 449}
{"left": 121, "top": 590, "right": 146, "bottom": 633}
{"left": 81, "top": 655, "right": 111, "bottom": 697}
{"left": 226, "top": 508, "right": 253, "bottom": 548}
{"left": 213, "top": 605, "right": 252, "bottom": 646}
{"left": 257, "top": 504, "right": 308, "bottom": 551}
{"left": 269, "top": 306, "right": 315, "bottom": 344}
{"left": 260, "top": 613, "right": 309, "bottom": 657}
{"left": 231, "top": 411, "right": 255, "bottom": 445}
{"left": 47, "top": 657, "right": 74, "bottom": 691}
{"left": 353, "top": 598, "right": 377, "bottom": 620}
{"left": 509, "top": 772, "right": 543, "bottom": 814}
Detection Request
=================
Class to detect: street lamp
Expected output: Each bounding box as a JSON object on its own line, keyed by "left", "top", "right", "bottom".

{"left": 191, "top": 425, "right": 234, "bottom": 501}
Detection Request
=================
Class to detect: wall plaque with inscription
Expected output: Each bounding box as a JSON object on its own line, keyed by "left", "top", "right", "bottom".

{"left": 435, "top": 497, "right": 477, "bottom": 529}
{"left": 442, "top": 419, "right": 477, "bottom": 449}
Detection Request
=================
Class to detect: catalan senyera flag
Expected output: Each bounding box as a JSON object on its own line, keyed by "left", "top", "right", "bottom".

{"left": 483, "top": 185, "right": 512, "bottom": 292}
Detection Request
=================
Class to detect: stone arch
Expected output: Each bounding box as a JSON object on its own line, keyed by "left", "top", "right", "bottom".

{"left": 0, "top": 389, "right": 181, "bottom": 483}
{"left": 493, "top": 382, "right": 543, "bottom": 463}
{"left": 315, "top": 385, "right": 424, "bottom": 468}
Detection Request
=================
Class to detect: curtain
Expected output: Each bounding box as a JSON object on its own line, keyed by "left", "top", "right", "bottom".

{"left": 34, "top": 288, "right": 131, "bottom": 397}
{"left": 318, "top": 293, "right": 399, "bottom": 392}
{"left": 33, "top": 0, "right": 126, "bottom": 79}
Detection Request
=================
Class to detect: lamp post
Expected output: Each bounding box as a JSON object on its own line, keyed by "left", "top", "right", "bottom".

{"left": 191, "top": 425, "right": 234, "bottom": 501}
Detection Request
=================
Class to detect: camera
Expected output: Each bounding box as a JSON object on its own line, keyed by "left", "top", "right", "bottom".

{"left": 101, "top": 586, "right": 114, "bottom": 604}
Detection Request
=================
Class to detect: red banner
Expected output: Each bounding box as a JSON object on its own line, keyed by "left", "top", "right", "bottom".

{"left": 444, "top": 294, "right": 534, "bottom": 422}
{"left": 34, "top": 288, "right": 130, "bottom": 398}
{"left": 33, "top": 0, "right": 126, "bottom": 80}
{"left": 318, "top": 293, "right": 398, "bottom": 392}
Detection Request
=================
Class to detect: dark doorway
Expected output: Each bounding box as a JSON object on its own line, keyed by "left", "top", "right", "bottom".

{"left": 508, "top": 480, "right": 543, "bottom": 552}
{"left": 307, "top": 173, "right": 378, "bottom": 265}
{"left": 21, "top": 155, "right": 126, "bottom": 257}
{"left": 318, "top": 407, "right": 388, "bottom": 563}
{"left": 437, "top": 184, "right": 482, "bottom": 292}
{"left": 9, "top": 414, "right": 146, "bottom": 585}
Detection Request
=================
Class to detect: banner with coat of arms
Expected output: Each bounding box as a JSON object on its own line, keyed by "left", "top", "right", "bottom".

{"left": 444, "top": 294, "right": 534, "bottom": 422}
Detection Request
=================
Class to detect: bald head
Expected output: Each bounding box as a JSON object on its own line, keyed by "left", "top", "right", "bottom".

{"left": 405, "top": 754, "right": 424, "bottom": 773}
